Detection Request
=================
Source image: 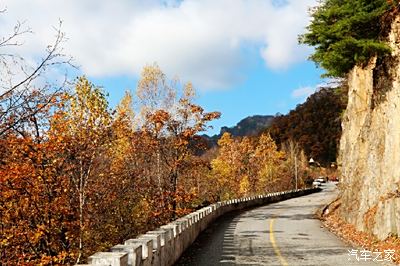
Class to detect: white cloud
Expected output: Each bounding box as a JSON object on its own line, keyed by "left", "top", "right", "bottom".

{"left": 291, "top": 78, "right": 343, "bottom": 100}
{"left": 291, "top": 86, "right": 315, "bottom": 99}
{"left": 0, "top": 0, "right": 317, "bottom": 90}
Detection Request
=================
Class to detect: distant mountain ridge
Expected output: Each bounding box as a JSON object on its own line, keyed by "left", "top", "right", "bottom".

{"left": 203, "top": 115, "right": 274, "bottom": 146}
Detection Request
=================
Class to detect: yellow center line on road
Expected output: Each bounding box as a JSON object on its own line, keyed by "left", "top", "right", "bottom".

{"left": 269, "top": 218, "right": 289, "bottom": 266}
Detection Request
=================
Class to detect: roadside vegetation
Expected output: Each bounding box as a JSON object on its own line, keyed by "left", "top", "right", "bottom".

{"left": 0, "top": 64, "right": 315, "bottom": 264}
{"left": 0, "top": 16, "right": 316, "bottom": 264}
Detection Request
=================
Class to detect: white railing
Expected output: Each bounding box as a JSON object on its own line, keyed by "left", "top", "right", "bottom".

{"left": 78, "top": 187, "right": 320, "bottom": 266}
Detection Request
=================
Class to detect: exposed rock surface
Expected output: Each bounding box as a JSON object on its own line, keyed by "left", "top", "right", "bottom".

{"left": 339, "top": 15, "right": 400, "bottom": 240}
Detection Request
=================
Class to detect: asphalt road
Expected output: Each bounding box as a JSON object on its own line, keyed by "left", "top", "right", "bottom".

{"left": 176, "top": 183, "right": 394, "bottom": 266}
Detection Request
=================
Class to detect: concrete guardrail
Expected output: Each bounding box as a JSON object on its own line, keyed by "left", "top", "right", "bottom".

{"left": 78, "top": 187, "right": 320, "bottom": 266}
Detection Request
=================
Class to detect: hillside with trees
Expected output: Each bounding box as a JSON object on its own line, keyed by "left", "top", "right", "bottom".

{"left": 268, "top": 87, "right": 347, "bottom": 166}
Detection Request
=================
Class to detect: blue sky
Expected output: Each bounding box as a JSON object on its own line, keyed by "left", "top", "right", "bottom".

{"left": 1, "top": 0, "right": 324, "bottom": 135}
{"left": 91, "top": 56, "right": 324, "bottom": 135}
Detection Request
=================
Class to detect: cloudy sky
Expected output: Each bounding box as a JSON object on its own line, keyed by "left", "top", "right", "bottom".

{"left": 1, "top": 0, "right": 324, "bottom": 134}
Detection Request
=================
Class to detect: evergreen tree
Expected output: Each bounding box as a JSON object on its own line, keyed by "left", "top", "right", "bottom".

{"left": 300, "top": 0, "right": 398, "bottom": 77}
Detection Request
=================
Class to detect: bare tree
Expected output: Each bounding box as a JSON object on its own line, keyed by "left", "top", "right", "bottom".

{"left": 0, "top": 11, "right": 73, "bottom": 138}
{"left": 282, "top": 139, "right": 307, "bottom": 189}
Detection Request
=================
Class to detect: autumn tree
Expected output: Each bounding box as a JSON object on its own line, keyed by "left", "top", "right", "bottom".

{"left": 210, "top": 132, "right": 242, "bottom": 199}
{"left": 210, "top": 132, "right": 287, "bottom": 200}
{"left": 0, "top": 19, "right": 75, "bottom": 264}
{"left": 101, "top": 91, "right": 156, "bottom": 241}
{"left": 253, "top": 134, "right": 285, "bottom": 192}
{"left": 0, "top": 15, "right": 74, "bottom": 263}
{"left": 49, "top": 77, "right": 113, "bottom": 262}
{"left": 0, "top": 91, "right": 79, "bottom": 264}
{"left": 135, "top": 64, "right": 220, "bottom": 218}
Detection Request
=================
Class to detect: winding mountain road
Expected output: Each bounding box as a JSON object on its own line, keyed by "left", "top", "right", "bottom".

{"left": 176, "top": 183, "right": 394, "bottom": 266}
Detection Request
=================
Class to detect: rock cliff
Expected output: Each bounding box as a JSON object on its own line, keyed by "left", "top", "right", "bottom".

{"left": 339, "top": 14, "right": 400, "bottom": 240}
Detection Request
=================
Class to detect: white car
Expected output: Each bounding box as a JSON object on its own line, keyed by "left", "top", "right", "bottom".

{"left": 312, "top": 180, "right": 321, "bottom": 187}
{"left": 315, "top": 177, "right": 326, "bottom": 183}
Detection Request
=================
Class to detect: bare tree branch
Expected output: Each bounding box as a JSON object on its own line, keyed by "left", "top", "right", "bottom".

{"left": 0, "top": 15, "right": 74, "bottom": 137}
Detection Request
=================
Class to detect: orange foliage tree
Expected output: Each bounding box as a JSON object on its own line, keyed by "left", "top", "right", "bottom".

{"left": 0, "top": 91, "right": 79, "bottom": 264}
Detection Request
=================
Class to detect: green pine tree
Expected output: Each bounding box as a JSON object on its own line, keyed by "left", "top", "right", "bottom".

{"left": 300, "top": 0, "right": 398, "bottom": 77}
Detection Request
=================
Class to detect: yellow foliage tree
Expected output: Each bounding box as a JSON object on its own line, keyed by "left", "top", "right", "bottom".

{"left": 53, "top": 76, "right": 112, "bottom": 262}
{"left": 254, "top": 134, "right": 285, "bottom": 192}
{"left": 211, "top": 132, "right": 289, "bottom": 199}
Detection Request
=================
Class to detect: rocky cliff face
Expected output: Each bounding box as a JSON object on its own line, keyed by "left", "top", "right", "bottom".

{"left": 339, "top": 15, "right": 400, "bottom": 240}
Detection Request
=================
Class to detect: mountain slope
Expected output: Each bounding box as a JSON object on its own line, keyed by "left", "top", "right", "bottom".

{"left": 203, "top": 115, "right": 274, "bottom": 146}
{"left": 268, "top": 87, "right": 347, "bottom": 166}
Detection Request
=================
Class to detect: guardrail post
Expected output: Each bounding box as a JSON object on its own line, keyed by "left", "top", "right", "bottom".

{"left": 125, "top": 238, "right": 153, "bottom": 266}
{"left": 88, "top": 252, "right": 128, "bottom": 266}
{"left": 110, "top": 244, "right": 142, "bottom": 266}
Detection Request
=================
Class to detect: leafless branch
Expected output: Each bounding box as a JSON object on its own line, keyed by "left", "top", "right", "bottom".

{"left": 0, "top": 15, "right": 74, "bottom": 137}
{"left": 0, "top": 20, "right": 31, "bottom": 48}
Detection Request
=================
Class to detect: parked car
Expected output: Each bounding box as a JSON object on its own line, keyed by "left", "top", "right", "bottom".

{"left": 312, "top": 180, "right": 321, "bottom": 187}
{"left": 315, "top": 176, "right": 327, "bottom": 183}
